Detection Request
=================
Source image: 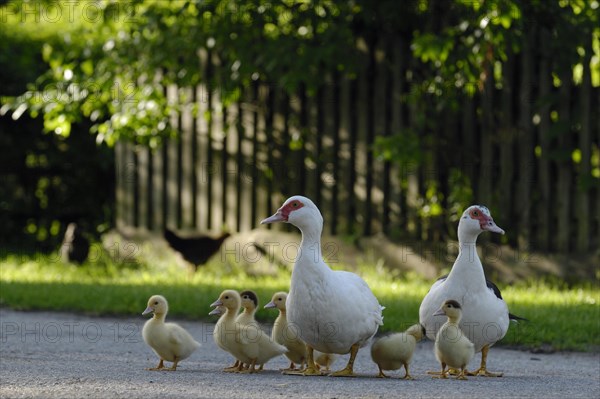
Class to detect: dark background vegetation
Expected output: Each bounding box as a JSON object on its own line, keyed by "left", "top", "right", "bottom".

{"left": 0, "top": 0, "right": 598, "bottom": 260}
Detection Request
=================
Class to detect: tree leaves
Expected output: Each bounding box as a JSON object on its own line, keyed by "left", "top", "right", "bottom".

{"left": 1, "top": 0, "right": 598, "bottom": 147}
{"left": 412, "top": 33, "right": 454, "bottom": 64}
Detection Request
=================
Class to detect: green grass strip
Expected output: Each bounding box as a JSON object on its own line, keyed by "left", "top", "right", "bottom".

{"left": 1, "top": 253, "right": 598, "bottom": 351}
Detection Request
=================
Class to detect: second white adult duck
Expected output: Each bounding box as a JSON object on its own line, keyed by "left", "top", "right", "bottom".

{"left": 419, "top": 205, "right": 511, "bottom": 377}
{"left": 261, "top": 196, "right": 384, "bottom": 377}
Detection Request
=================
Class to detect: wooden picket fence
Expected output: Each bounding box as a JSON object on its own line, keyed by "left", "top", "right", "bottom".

{"left": 115, "top": 32, "right": 599, "bottom": 254}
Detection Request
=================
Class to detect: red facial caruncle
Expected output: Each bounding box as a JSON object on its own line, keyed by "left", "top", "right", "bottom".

{"left": 279, "top": 199, "right": 304, "bottom": 221}
{"left": 468, "top": 206, "right": 504, "bottom": 234}
{"left": 261, "top": 198, "right": 305, "bottom": 225}
{"left": 469, "top": 207, "right": 491, "bottom": 230}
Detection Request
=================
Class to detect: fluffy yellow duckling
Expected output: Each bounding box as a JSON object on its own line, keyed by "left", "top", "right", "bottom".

{"left": 211, "top": 290, "right": 287, "bottom": 373}
{"left": 208, "top": 305, "right": 225, "bottom": 316}
{"left": 209, "top": 302, "right": 245, "bottom": 371}
{"left": 142, "top": 295, "right": 200, "bottom": 371}
{"left": 265, "top": 291, "right": 337, "bottom": 374}
{"left": 433, "top": 300, "right": 475, "bottom": 380}
{"left": 314, "top": 351, "right": 337, "bottom": 372}
{"left": 370, "top": 323, "right": 425, "bottom": 379}
{"left": 237, "top": 290, "right": 262, "bottom": 371}
{"left": 236, "top": 290, "right": 260, "bottom": 328}
{"left": 264, "top": 291, "right": 308, "bottom": 371}
{"left": 210, "top": 289, "right": 244, "bottom": 372}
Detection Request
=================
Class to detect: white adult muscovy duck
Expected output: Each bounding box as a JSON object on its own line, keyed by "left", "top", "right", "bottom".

{"left": 419, "top": 205, "right": 524, "bottom": 377}
{"left": 261, "top": 195, "right": 384, "bottom": 377}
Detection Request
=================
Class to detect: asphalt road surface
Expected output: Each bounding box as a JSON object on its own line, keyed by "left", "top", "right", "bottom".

{"left": 1, "top": 308, "right": 598, "bottom": 399}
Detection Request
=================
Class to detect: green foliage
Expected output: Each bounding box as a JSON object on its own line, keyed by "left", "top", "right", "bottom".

{"left": 0, "top": 115, "right": 114, "bottom": 249}
{"left": 0, "top": 0, "right": 116, "bottom": 249}
{"left": 1, "top": 0, "right": 369, "bottom": 146}
{"left": 11, "top": 0, "right": 596, "bottom": 146}
{"left": 446, "top": 169, "right": 474, "bottom": 222}
{"left": 1, "top": 251, "right": 598, "bottom": 351}
{"left": 1, "top": 0, "right": 598, "bottom": 252}
{"left": 370, "top": 0, "right": 598, "bottom": 235}
{"left": 412, "top": 33, "right": 454, "bottom": 64}
{"left": 2, "top": 0, "right": 597, "bottom": 144}
{"left": 374, "top": 129, "right": 422, "bottom": 165}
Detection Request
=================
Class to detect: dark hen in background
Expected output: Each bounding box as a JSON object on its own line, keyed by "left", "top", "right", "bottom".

{"left": 163, "top": 229, "right": 230, "bottom": 269}
{"left": 60, "top": 223, "right": 90, "bottom": 264}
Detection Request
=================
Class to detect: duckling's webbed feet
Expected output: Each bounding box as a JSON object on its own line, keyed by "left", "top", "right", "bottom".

{"left": 402, "top": 364, "right": 415, "bottom": 380}
{"left": 456, "top": 370, "right": 468, "bottom": 380}
{"left": 223, "top": 360, "right": 241, "bottom": 372}
{"left": 287, "top": 346, "right": 326, "bottom": 376}
{"left": 375, "top": 366, "right": 389, "bottom": 378}
{"left": 147, "top": 359, "right": 167, "bottom": 371}
{"left": 280, "top": 361, "right": 298, "bottom": 372}
{"left": 431, "top": 363, "right": 449, "bottom": 379}
{"left": 237, "top": 359, "right": 260, "bottom": 374}
{"left": 300, "top": 366, "right": 323, "bottom": 376}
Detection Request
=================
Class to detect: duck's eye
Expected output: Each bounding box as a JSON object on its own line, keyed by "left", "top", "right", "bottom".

{"left": 473, "top": 210, "right": 479, "bottom": 216}
{"left": 225, "top": 296, "right": 229, "bottom": 299}
{"left": 292, "top": 201, "right": 299, "bottom": 207}
{"left": 154, "top": 301, "right": 159, "bottom": 305}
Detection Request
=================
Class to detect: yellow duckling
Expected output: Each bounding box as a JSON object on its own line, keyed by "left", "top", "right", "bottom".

{"left": 314, "top": 351, "right": 337, "bottom": 372}
{"left": 371, "top": 323, "right": 425, "bottom": 379}
{"left": 265, "top": 291, "right": 337, "bottom": 374}
{"left": 209, "top": 302, "right": 246, "bottom": 371}
{"left": 236, "top": 290, "right": 261, "bottom": 328}
{"left": 208, "top": 305, "right": 225, "bottom": 317}
{"left": 142, "top": 295, "right": 200, "bottom": 371}
{"left": 211, "top": 290, "right": 287, "bottom": 373}
{"left": 433, "top": 300, "right": 475, "bottom": 380}
{"left": 237, "top": 290, "right": 262, "bottom": 371}
{"left": 210, "top": 289, "right": 244, "bottom": 372}
{"left": 264, "top": 291, "right": 308, "bottom": 371}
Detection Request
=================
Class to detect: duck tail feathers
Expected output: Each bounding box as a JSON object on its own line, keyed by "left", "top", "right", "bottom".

{"left": 509, "top": 313, "right": 528, "bottom": 322}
